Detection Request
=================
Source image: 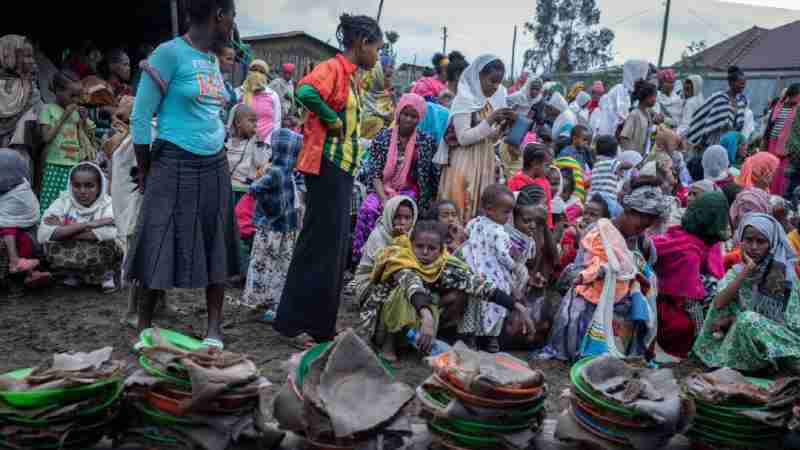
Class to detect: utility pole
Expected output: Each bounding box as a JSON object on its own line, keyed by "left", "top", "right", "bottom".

{"left": 658, "top": 0, "right": 671, "bottom": 68}
{"left": 442, "top": 26, "right": 448, "bottom": 55}
{"left": 376, "top": 0, "right": 385, "bottom": 23}
{"left": 510, "top": 25, "right": 518, "bottom": 82}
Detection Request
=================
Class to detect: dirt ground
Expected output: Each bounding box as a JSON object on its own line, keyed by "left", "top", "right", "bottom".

{"left": 0, "top": 284, "right": 703, "bottom": 448}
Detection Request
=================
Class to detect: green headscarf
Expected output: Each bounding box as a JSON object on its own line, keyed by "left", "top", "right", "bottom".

{"left": 681, "top": 191, "right": 730, "bottom": 243}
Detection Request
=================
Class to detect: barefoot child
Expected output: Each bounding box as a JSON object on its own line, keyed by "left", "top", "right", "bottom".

{"left": 241, "top": 129, "right": 301, "bottom": 321}
{"left": 459, "top": 184, "right": 518, "bottom": 352}
{"left": 38, "top": 162, "right": 121, "bottom": 293}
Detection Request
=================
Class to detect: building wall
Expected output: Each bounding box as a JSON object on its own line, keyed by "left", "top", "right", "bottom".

{"left": 245, "top": 37, "right": 338, "bottom": 82}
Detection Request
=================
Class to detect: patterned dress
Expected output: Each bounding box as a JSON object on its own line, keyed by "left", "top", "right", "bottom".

{"left": 458, "top": 216, "right": 516, "bottom": 337}
{"left": 693, "top": 264, "right": 800, "bottom": 372}
{"left": 359, "top": 258, "right": 496, "bottom": 343}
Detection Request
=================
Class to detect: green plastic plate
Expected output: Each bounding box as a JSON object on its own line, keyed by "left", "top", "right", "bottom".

{"left": 687, "top": 428, "right": 782, "bottom": 449}
{"left": 295, "top": 342, "right": 395, "bottom": 390}
{"left": 0, "top": 368, "right": 121, "bottom": 409}
{"left": 691, "top": 421, "right": 783, "bottom": 441}
{"left": 428, "top": 420, "right": 504, "bottom": 448}
{"left": 693, "top": 409, "right": 779, "bottom": 432}
{"left": 138, "top": 355, "right": 191, "bottom": 387}
{"left": 569, "top": 357, "right": 644, "bottom": 420}
{"left": 137, "top": 328, "right": 204, "bottom": 352}
{"left": 0, "top": 383, "right": 122, "bottom": 426}
{"left": 692, "top": 377, "right": 772, "bottom": 414}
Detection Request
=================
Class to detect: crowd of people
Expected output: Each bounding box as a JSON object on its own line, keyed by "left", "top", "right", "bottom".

{"left": 2, "top": 0, "right": 800, "bottom": 374}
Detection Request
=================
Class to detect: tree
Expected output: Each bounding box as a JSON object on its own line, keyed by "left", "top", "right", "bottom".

{"left": 383, "top": 30, "right": 400, "bottom": 60}
{"left": 523, "top": 0, "right": 615, "bottom": 74}
{"left": 678, "top": 40, "right": 707, "bottom": 73}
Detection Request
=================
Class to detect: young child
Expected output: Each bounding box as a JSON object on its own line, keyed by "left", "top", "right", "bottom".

{"left": 37, "top": 162, "right": 121, "bottom": 293}
{"left": 241, "top": 129, "right": 302, "bottom": 321}
{"left": 361, "top": 220, "right": 518, "bottom": 361}
{"left": 424, "top": 199, "right": 467, "bottom": 253}
{"left": 227, "top": 104, "right": 270, "bottom": 283}
{"left": 507, "top": 143, "right": 554, "bottom": 229}
{"left": 588, "top": 134, "right": 621, "bottom": 198}
{"left": 39, "top": 70, "right": 97, "bottom": 214}
{"left": 558, "top": 125, "right": 593, "bottom": 170}
{"left": 459, "top": 184, "right": 518, "bottom": 352}
{"left": 620, "top": 80, "right": 657, "bottom": 155}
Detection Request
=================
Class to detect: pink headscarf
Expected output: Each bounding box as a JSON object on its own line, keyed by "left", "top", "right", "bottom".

{"left": 736, "top": 152, "right": 780, "bottom": 189}
{"left": 383, "top": 93, "right": 428, "bottom": 196}
{"left": 591, "top": 81, "right": 605, "bottom": 95}
{"left": 657, "top": 69, "right": 676, "bottom": 83}
{"left": 729, "top": 187, "right": 771, "bottom": 228}
{"left": 282, "top": 63, "right": 295, "bottom": 74}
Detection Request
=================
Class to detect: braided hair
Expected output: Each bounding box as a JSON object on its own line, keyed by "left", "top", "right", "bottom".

{"left": 336, "top": 14, "right": 382, "bottom": 49}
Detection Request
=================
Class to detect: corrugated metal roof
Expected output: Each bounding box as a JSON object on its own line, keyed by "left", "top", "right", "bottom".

{"left": 242, "top": 31, "right": 339, "bottom": 54}
{"left": 688, "top": 20, "right": 800, "bottom": 71}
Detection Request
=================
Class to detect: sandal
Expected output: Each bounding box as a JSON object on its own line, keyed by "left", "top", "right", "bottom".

{"left": 284, "top": 333, "right": 317, "bottom": 350}
{"left": 202, "top": 338, "right": 225, "bottom": 350}
{"left": 24, "top": 271, "right": 52, "bottom": 289}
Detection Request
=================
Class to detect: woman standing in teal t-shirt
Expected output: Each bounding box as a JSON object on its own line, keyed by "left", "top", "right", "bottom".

{"left": 128, "top": 0, "right": 241, "bottom": 349}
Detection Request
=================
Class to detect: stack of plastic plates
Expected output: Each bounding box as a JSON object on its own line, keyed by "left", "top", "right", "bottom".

{"left": 0, "top": 366, "right": 122, "bottom": 449}
{"left": 418, "top": 351, "right": 547, "bottom": 449}
{"left": 130, "top": 328, "right": 260, "bottom": 447}
{"left": 688, "top": 377, "right": 785, "bottom": 449}
{"left": 567, "top": 357, "right": 663, "bottom": 448}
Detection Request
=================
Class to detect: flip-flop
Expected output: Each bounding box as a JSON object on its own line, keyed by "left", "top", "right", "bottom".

{"left": 284, "top": 333, "right": 316, "bottom": 350}
{"left": 202, "top": 338, "right": 225, "bottom": 350}
{"left": 24, "top": 271, "right": 52, "bottom": 289}
{"left": 259, "top": 309, "right": 277, "bottom": 323}
{"left": 10, "top": 258, "right": 39, "bottom": 274}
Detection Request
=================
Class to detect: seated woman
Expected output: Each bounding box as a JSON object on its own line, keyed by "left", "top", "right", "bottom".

{"left": 352, "top": 195, "right": 418, "bottom": 306}
{"left": 359, "top": 220, "right": 519, "bottom": 361}
{"left": 538, "top": 177, "right": 665, "bottom": 361}
{"left": 653, "top": 191, "right": 729, "bottom": 359}
{"left": 694, "top": 213, "right": 800, "bottom": 372}
{"left": 37, "top": 162, "right": 121, "bottom": 293}
{"left": 352, "top": 93, "right": 438, "bottom": 265}
{"left": 0, "top": 149, "right": 47, "bottom": 297}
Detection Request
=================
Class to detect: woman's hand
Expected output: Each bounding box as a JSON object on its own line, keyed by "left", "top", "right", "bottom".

{"left": 742, "top": 251, "right": 758, "bottom": 274}
{"left": 418, "top": 309, "right": 436, "bottom": 355}
{"left": 487, "top": 108, "right": 515, "bottom": 126}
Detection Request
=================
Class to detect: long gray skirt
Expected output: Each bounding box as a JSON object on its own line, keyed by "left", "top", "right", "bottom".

{"left": 126, "top": 140, "right": 242, "bottom": 289}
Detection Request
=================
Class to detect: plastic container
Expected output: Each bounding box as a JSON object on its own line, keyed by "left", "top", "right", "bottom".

{"left": 406, "top": 329, "right": 450, "bottom": 356}
{"left": 504, "top": 113, "right": 534, "bottom": 147}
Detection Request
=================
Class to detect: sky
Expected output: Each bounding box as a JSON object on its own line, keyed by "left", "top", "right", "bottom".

{"left": 236, "top": 0, "right": 800, "bottom": 77}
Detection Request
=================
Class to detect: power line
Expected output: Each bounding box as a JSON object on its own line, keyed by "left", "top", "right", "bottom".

{"left": 686, "top": 7, "right": 729, "bottom": 39}
{"left": 608, "top": 7, "right": 659, "bottom": 27}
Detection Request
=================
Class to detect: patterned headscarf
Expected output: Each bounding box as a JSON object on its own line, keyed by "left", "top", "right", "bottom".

{"left": 383, "top": 93, "right": 427, "bottom": 195}
{"left": 0, "top": 35, "right": 33, "bottom": 123}
{"left": 622, "top": 184, "right": 668, "bottom": 217}
{"left": 682, "top": 191, "right": 730, "bottom": 243}
{"left": 737, "top": 152, "right": 779, "bottom": 189}
{"left": 729, "top": 187, "right": 771, "bottom": 229}
{"left": 242, "top": 59, "right": 270, "bottom": 105}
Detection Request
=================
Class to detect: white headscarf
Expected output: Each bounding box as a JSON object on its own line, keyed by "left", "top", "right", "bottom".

{"left": 449, "top": 54, "right": 507, "bottom": 117}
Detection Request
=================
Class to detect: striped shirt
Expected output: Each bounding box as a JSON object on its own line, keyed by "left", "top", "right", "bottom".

{"left": 588, "top": 158, "right": 621, "bottom": 198}
{"left": 322, "top": 82, "right": 363, "bottom": 176}
{"left": 687, "top": 91, "right": 748, "bottom": 146}
{"left": 770, "top": 106, "right": 793, "bottom": 140}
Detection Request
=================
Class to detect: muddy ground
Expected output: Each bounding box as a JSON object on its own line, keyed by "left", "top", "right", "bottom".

{"left": 0, "top": 284, "right": 702, "bottom": 448}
